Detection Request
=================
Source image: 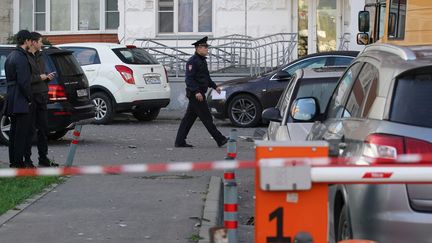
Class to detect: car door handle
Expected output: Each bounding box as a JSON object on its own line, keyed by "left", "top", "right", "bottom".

{"left": 85, "top": 69, "right": 96, "bottom": 72}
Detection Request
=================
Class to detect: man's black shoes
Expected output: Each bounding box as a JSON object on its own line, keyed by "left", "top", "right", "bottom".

{"left": 175, "top": 143, "right": 194, "bottom": 148}
{"left": 39, "top": 157, "right": 59, "bottom": 167}
{"left": 217, "top": 137, "right": 229, "bottom": 147}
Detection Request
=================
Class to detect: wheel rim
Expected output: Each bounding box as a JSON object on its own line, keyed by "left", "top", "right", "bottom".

{"left": 93, "top": 97, "right": 108, "bottom": 120}
{"left": 1, "top": 115, "right": 11, "bottom": 141}
{"left": 230, "top": 98, "right": 257, "bottom": 125}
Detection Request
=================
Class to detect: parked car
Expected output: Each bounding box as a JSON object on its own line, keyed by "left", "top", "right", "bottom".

{"left": 262, "top": 67, "right": 345, "bottom": 141}
{"left": 290, "top": 44, "right": 432, "bottom": 242}
{"left": 207, "top": 51, "right": 359, "bottom": 127}
{"left": 0, "top": 45, "right": 95, "bottom": 144}
{"left": 57, "top": 43, "right": 171, "bottom": 124}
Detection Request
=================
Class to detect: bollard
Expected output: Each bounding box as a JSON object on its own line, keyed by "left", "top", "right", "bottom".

{"left": 65, "top": 124, "right": 83, "bottom": 167}
{"left": 223, "top": 129, "right": 238, "bottom": 243}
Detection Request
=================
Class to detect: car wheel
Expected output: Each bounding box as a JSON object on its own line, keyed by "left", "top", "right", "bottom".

{"left": 132, "top": 108, "right": 160, "bottom": 121}
{"left": 47, "top": 130, "right": 68, "bottom": 141}
{"left": 0, "top": 113, "right": 11, "bottom": 145}
{"left": 228, "top": 94, "right": 262, "bottom": 127}
{"left": 337, "top": 205, "right": 353, "bottom": 241}
{"left": 91, "top": 92, "right": 114, "bottom": 124}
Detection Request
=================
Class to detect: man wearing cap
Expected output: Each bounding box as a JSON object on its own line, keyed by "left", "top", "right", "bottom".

{"left": 175, "top": 36, "right": 228, "bottom": 148}
{"left": 4, "top": 30, "right": 33, "bottom": 168}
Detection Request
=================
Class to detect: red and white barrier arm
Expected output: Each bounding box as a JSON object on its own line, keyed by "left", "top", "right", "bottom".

{"left": 1, "top": 154, "right": 432, "bottom": 179}
{"left": 0, "top": 160, "right": 256, "bottom": 178}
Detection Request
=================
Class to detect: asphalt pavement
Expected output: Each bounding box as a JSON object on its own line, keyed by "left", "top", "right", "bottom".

{"left": 0, "top": 108, "right": 257, "bottom": 243}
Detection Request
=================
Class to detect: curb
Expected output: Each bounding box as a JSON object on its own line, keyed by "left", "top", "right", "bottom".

{"left": 198, "top": 176, "right": 223, "bottom": 243}
{"left": 0, "top": 182, "right": 62, "bottom": 227}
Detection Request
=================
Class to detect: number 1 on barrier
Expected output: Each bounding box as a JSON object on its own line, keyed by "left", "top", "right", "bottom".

{"left": 267, "top": 207, "right": 291, "bottom": 243}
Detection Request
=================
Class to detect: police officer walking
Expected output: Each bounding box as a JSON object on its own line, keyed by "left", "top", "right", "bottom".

{"left": 25, "top": 32, "right": 58, "bottom": 167}
{"left": 175, "top": 36, "right": 228, "bottom": 148}
{"left": 4, "top": 30, "right": 33, "bottom": 168}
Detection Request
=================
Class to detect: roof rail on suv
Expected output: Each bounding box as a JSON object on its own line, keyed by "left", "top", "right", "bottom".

{"left": 363, "top": 43, "right": 417, "bottom": 61}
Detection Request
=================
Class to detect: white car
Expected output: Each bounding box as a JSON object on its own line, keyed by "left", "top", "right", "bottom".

{"left": 57, "top": 43, "right": 170, "bottom": 124}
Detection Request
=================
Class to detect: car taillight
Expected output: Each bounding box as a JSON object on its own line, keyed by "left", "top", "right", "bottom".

{"left": 48, "top": 84, "right": 67, "bottom": 101}
{"left": 164, "top": 66, "right": 169, "bottom": 83}
{"left": 363, "top": 133, "right": 432, "bottom": 163}
{"left": 115, "top": 65, "right": 135, "bottom": 84}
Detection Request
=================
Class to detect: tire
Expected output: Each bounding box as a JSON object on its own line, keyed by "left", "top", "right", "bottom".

{"left": 132, "top": 108, "right": 160, "bottom": 121}
{"left": 0, "top": 113, "right": 11, "bottom": 145}
{"left": 337, "top": 205, "right": 353, "bottom": 241}
{"left": 91, "top": 92, "right": 114, "bottom": 124}
{"left": 227, "top": 94, "right": 262, "bottom": 127}
{"left": 47, "top": 129, "right": 68, "bottom": 141}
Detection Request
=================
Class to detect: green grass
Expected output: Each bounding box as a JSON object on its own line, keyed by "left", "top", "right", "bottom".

{"left": 0, "top": 176, "right": 62, "bottom": 215}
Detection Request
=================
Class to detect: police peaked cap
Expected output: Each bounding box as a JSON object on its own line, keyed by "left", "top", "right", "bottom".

{"left": 192, "top": 36, "right": 210, "bottom": 47}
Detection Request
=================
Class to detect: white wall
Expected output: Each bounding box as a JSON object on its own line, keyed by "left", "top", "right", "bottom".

{"left": 346, "top": 0, "right": 367, "bottom": 51}
{"left": 118, "top": 0, "right": 157, "bottom": 44}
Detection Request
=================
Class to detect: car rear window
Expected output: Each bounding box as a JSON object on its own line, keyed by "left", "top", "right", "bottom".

{"left": 112, "top": 48, "right": 158, "bottom": 65}
{"left": 390, "top": 69, "right": 432, "bottom": 128}
{"left": 48, "top": 53, "right": 84, "bottom": 76}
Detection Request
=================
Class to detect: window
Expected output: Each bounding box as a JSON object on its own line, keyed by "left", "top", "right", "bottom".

{"left": 332, "top": 57, "right": 355, "bottom": 66}
{"left": 50, "top": 54, "right": 85, "bottom": 76}
{"left": 291, "top": 77, "right": 340, "bottom": 118}
{"left": 388, "top": 0, "right": 406, "bottom": 39}
{"left": 106, "top": 0, "right": 119, "bottom": 29}
{"left": 19, "top": 0, "right": 32, "bottom": 30}
{"left": 51, "top": 0, "right": 71, "bottom": 31}
{"left": 35, "top": 0, "right": 46, "bottom": 31}
{"left": 79, "top": 0, "right": 100, "bottom": 30}
{"left": 279, "top": 57, "right": 327, "bottom": 78}
{"left": 18, "top": 0, "right": 119, "bottom": 32}
{"left": 326, "top": 62, "right": 363, "bottom": 119}
{"left": 112, "top": 48, "right": 159, "bottom": 65}
{"left": 67, "top": 48, "right": 101, "bottom": 66}
{"left": 0, "top": 52, "right": 8, "bottom": 78}
{"left": 344, "top": 63, "right": 378, "bottom": 118}
{"left": 390, "top": 67, "right": 432, "bottom": 128}
{"left": 158, "top": 0, "right": 213, "bottom": 34}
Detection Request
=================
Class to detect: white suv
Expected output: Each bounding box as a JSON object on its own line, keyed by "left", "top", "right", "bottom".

{"left": 57, "top": 43, "right": 170, "bottom": 124}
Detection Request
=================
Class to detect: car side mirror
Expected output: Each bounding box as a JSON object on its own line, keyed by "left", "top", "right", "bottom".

{"left": 358, "top": 10, "right": 370, "bottom": 32}
{"left": 275, "top": 71, "right": 291, "bottom": 80}
{"left": 262, "top": 107, "right": 283, "bottom": 123}
{"left": 290, "top": 97, "right": 320, "bottom": 122}
{"left": 357, "top": 33, "right": 370, "bottom": 45}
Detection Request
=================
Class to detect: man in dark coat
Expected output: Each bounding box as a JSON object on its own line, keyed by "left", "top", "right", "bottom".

{"left": 175, "top": 36, "right": 228, "bottom": 148}
{"left": 25, "top": 32, "right": 58, "bottom": 167}
{"left": 5, "top": 30, "right": 33, "bottom": 168}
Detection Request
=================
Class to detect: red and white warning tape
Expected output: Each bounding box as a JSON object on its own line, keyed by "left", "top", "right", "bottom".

{"left": 0, "top": 154, "right": 431, "bottom": 183}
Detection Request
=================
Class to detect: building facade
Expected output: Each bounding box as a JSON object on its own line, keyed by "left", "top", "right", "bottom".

{"left": 0, "top": 0, "right": 13, "bottom": 43}
{"left": 11, "top": 0, "right": 365, "bottom": 53}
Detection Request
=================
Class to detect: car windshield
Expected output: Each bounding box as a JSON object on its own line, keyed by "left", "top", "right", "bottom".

{"left": 113, "top": 47, "right": 159, "bottom": 65}
{"left": 390, "top": 69, "right": 432, "bottom": 128}
{"left": 48, "top": 53, "right": 84, "bottom": 76}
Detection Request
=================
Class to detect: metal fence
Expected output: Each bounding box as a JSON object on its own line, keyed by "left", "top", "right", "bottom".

{"left": 133, "top": 33, "right": 297, "bottom": 77}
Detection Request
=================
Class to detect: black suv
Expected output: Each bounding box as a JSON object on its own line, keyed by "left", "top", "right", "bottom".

{"left": 0, "top": 45, "right": 95, "bottom": 144}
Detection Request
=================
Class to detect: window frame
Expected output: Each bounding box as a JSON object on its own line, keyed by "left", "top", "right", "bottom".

{"left": 16, "top": 0, "right": 118, "bottom": 35}
{"left": 157, "top": 0, "right": 214, "bottom": 35}
{"left": 387, "top": 0, "right": 406, "bottom": 40}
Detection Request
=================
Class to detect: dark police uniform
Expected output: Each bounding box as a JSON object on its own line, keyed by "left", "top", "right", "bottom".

{"left": 5, "top": 44, "right": 33, "bottom": 168}
{"left": 175, "top": 37, "right": 227, "bottom": 147}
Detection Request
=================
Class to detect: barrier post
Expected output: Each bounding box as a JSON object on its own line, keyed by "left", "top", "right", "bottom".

{"left": 254, "top": 141, "right": 329, "bottom": 243}
{"left": 223, "top": 129, "right": 238, "bottom": 243}
{"left": 65, "top": 125, "right": 83, "bottom": 167}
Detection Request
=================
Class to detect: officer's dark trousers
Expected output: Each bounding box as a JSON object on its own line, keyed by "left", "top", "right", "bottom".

{"left": 9, "top": 113, "right": 32, "bottom": 167}
{"left": 25, "top": 93, "right": 49, "bottom": 162}
{"left": 175, "top": 96, "right": 225, "bottom": 145}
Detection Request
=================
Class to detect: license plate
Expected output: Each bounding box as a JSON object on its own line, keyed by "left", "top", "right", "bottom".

{"left": 144, "top": 77, "right": 161, "bottom": 84}
{"left": 77, "top": 89, "right": 88, "bottom": 97}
